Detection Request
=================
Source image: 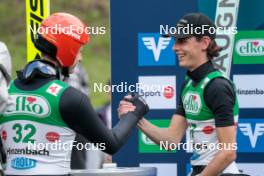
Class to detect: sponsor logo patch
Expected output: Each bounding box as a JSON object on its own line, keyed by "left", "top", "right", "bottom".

{"left": 5, "top": 94, "right": 50, "bottom": 117}
{"left": 46, "top": 83, "right": 63, "bottom": 96}
{"left": 11, "top": 157, "right": 36, "bottom": 170}
{"left": 183, "top": 92, "right": 202, "bottom": 115}
{"left": 46, "top": 132, "right": 60, "bottom": 142}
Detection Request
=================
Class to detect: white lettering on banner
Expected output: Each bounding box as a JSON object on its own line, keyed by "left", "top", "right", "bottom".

{"left": 233, "top": 75, "right": 264, "bottom": 108}
{"left": 214, "top": 0, "right": 240, "bottom": 77}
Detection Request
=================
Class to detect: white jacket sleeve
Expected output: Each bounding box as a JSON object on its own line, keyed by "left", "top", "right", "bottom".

{"left": 0, "top": 71, "right": 8, "bottom": 112}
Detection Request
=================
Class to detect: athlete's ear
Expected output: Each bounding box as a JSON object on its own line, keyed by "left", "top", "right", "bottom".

{"left": 200, "top": 36, "right": 211, "bottom": 51}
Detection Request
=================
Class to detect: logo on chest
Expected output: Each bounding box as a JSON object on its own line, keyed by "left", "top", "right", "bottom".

{"left": 183, "top": 92, "right": 202, "bottom": 115}
{"left": 5, "top": 94, "right": 50, "bottom": 117}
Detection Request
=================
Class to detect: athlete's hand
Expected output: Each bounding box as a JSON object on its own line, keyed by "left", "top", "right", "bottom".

{"left": 118, "top": 93, "right": 149, "bottom": 119}
{"left": 118, "top": 96, "right": 136, "bottom": 117}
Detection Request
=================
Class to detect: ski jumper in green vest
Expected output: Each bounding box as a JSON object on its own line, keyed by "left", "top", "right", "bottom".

{"left": 182, "top": 71, "right": 239, "bottom": 172}
{"left": 0, "top": 80, "right": 75, "bottom": 175}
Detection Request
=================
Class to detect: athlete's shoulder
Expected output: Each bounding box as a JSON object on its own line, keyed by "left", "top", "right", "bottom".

{"left": 58, "top": 85, "right": 91, "bottom": 127}
{"left": 59, "top": 85, "right": 88, "bottom": 107}
{"left": 62, "top": 85, "right": 84, "bottom": 96}
{"left": 207, "top": 77, "right": 234, "bottom": 92}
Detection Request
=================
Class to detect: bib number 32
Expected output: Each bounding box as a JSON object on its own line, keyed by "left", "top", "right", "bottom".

{"left": 12, "top": 123, "right": 36, "bottom": 143}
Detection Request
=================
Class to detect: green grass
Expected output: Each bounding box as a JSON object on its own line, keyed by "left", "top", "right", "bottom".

{"left": 0, "top": 0, "right": 110, "bottom": 107}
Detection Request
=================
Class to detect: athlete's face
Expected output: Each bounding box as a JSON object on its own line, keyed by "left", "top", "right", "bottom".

{"left": 172, "top": 36, "right": 210, "bottom": 71}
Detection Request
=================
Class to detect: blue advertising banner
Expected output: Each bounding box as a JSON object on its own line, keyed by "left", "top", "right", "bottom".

{"left": 138, "top": 33, "right": 176, "bottom": 66}
{"left": 237, "top": 119, "right": 264, "bottom": 152}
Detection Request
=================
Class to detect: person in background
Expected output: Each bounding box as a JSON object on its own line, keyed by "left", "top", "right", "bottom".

{"left": 0, "top": 41, "right": 12, "bottom": 176}
{"left": 0, "top": 42, "right": 12, "bottom": 113}
{"left": 64, "top": 62, "right": 90, "bottom": 96}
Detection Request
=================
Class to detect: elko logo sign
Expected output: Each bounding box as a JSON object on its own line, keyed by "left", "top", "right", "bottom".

{"left": 236, "top": 39, "right": 264, "bottom": 56}
{"left": 233, "top": 31, "right": 264, "bottom": 64}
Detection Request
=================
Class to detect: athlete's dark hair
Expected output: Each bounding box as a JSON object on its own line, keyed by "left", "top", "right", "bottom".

{"left": 195, "top": 36, "right": 223, "bottom": 60}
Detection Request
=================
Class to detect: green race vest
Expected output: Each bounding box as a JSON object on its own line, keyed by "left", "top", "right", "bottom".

{"left": 182, "top": 71, "right": 239, "bottom": 167}
{"left": 0, "top": 80, "right": 76, "bottom": 175}
{"left": 182, "top": 71, "right": 239, "bottom": 121}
